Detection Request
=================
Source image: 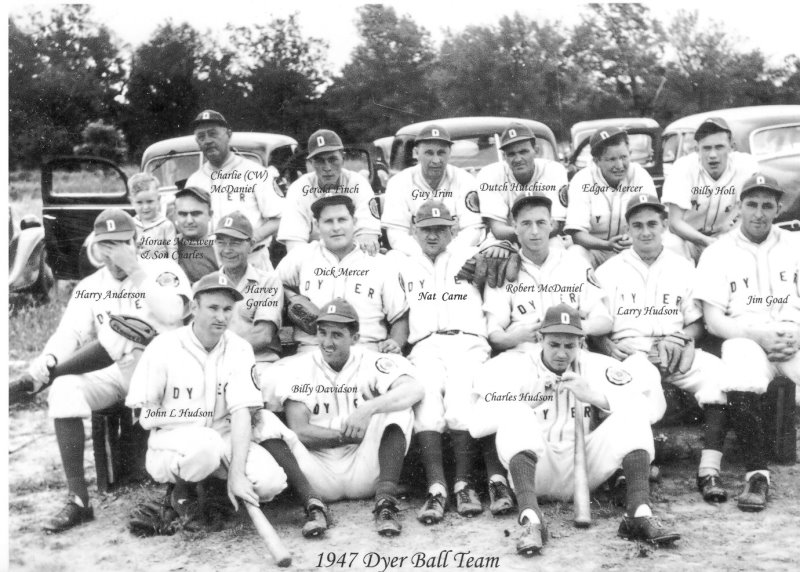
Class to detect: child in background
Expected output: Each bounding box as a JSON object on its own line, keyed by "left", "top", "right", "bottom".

{"left": 128, "top": 173, "right": 177, "bottom": 261}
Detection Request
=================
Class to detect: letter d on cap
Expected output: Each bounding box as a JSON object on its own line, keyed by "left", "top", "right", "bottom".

{"left": 561, "top": 312, "right": 570, "bottom": 324}
{"left": 106, "top": 220, "right": 116, "bottom": 231}
{"left": 317, "top": 136, "right": 326, "bottom": 147}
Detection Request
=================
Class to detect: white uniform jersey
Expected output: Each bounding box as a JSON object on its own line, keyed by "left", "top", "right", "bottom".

{"left": 483, "top": 248, "right": 606, "bottom": 350}
{"left": 477, "top": 160, "right": 568, "bottom": 226}
{"left": 596, "top": 248, "right": 702, "bottom": 352}
{"left": 382, "top": 164, "right": 482, "bottom": 235}
{"left": 274, "top": 347, "right": 414, "bottom": 429}
{"left": 185, "top": 154, "right": 284, "bottom": 239}
{"left": 694, "top": 228, "right": 800, "bottom": 324}
{"left": 43, "top": 261, "right": 192, "bottom": 362}
{"left": 277, "top": 168, "right": 380, "bottom": 244}
{"left": 126, "top": 325, "right": 263, "bottom": 432}
{"left": 276, "top": 241, "right": 408, "bottom": 346}
{"left": 661, "top": 151, "right": 759, "bottom": 236}
{"left": 565, "top": 163, "right": 657, "bottom": 239}
{"left": 395, "top": 248, "right": 487, "bottom": 345}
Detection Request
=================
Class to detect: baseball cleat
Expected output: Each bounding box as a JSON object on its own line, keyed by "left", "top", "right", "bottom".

{"left": 697, "top": 474, "right": 728, "bottom": 503}
{"left": 488, "top": 480, "right": 515, "bottom": 516}
{"left": 43, "top": 496, "right": 94, "bottom": 533}
{"left": 618, "top": 515, "right": 680, "bottom": 546}
{"left": 302, "top": 498, "right": 330, "bottom": 538}
{"left": 515, "top": 519, "right": 546, "bottom": 556}
{"left": 417, "top": 492, "right": 446, "bottom": 525}
{"left": 737, "top": 474, "right": 768, "bottom": 512}
{"left": 373, "top": 497, "right": 402, "bottom": 537}
{"left": 455, "top": 486, "right": 483, "bottom": 517}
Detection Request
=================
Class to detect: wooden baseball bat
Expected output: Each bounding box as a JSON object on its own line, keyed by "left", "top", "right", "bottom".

{"left": 573, "top": 397, "right": 592, "bottom": 528}
{"left": 245, "top": 503, "right": 292, "bottom": 568}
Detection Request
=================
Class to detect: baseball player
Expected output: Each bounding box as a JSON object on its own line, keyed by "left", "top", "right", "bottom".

{"left": 261, "top": 299, "right": 424, "bottom": 536}
{"left": 565, "top": 127, "right": 658, "bottom": 268}
{"left": 276, "top": 195, "right": 408, "bottom": 352}
{"left": 382, "top": 124, "right": 484, "bottom": 257}
{"left": 277, "top": 129, "right": 381, "bottom": 255}
{"left": 24, "top": 209, "right": 192, "bottom": 533}
{"left": 471, "top": 304, "right": 678, "bottom": 555}
{"left": 662, "top": 117, "right": 759, "bottom": 262}
{"left": 392, "top": 200, "right": 514, "bottom": 522}
{"left": 694, "top": 174, "right": 800, "bottom": 512}
{"left": 184, "top": 110, "right": 283, "bottom": 269}
{"left": 594, "top": 193, "right": 730, "bottom": 503}
{"left": 174, "top": 186, "right": 218, "bottom": 284}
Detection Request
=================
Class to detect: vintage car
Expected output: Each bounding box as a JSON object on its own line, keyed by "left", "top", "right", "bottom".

{"left": 661, "top": 105, "right": 800, "bottom": 229}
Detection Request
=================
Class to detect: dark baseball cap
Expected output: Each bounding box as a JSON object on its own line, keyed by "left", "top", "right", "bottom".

{"left": 94, "top": 209, "right": 137, "bottom": 241}
{"left": 589, "top": 126, "right": 628, "bottom": 157}
{"left": 214, "top": 211, "right": 253, "bottom": 240}
{"left": 415, "top": 124, "right": 453, "bottom": 145}
{"left": 511, "top": 192, "right": 553, "bottom": 219}
{"left": 191, "top": 110, "right": 229, "bottom": 130}
{"left": 192, "top": 271, "right": 243, "bottom": 301}
{"left": 311, "top": 194, "right": 355, "bottom": 219}
{"left": 317, "top": 298, "right": 359, "bottom": 325}
{"left": 740, "top": 173, "right": 783, "bottom": 200}
{"left": 175, "top": 186, "right": 211, "bottom": 207}
{"left": 500, "top": 123, "right": 536, "bottom": 149}
{"left": 308, "top": 129, "right": 344, "bottom": 159}
{"left": 539, "top": 303, "right": 584, "bottom": 336}
{"left": 694, "top": 117, "right": 731, "bottom": 142}
{"left": 414, "top": 200, "right": 456, "bottom": 227}
{"left": 625, "top": 193, "right": 667, "bottom": 220}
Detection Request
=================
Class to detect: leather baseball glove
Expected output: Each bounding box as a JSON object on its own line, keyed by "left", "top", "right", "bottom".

{"left": 649, "top": 332, "right": 695, "bottom": 376}
{"left": 128, "top": 500, "right": 179, "bottom": 537}
{"left": 455, "top": 241, "right": 521, "bottom": 290}
{"left": 9, "top": 374, "right": 37, "bottom": 405}
{"left": 286, "top": 292, "right": 320, "bottom": 335}
{"left": 108, "top": 314, "right": 158, "bottom": 346}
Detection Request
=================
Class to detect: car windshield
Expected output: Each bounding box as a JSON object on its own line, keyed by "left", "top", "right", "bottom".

{"left": 750, "top": 125, "right": 800, "bottom": 157}
{"left": 144, "top": 151, "right": 263, "bottom": 188}
{"left": 574, "top": 134, "right": 654, "bottom": 169}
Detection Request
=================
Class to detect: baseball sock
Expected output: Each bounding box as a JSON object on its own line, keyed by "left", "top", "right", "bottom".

{"left": 478, "top": 435, "right": 507, "bottom": 481}
{"left": 451, "top": 430, "right": 475, "bottom": 485}
{"left": 260, "top": 438, "right": 316, "bottom": 505}
{"left": 417, "top": 431, "right": 447, "bottom": 491}
{"left": 508, "top": 451, "right": 540, "bottom": 524}
{"left": 701, "top": 404, "right": 727, "bottom": 475}
{"left": 55, "top": 417, "right": 89, "bottom": 505}
{"left": 376, "top": 424, "right": 406, "bottom": 502}
{"left": 622, "top": 449, "right": 650, "bottom": 517}
{"left": 727, "top": 392, "right": 769, "bottom": 472}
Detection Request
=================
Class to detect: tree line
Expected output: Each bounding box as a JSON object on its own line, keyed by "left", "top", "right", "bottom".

{"left": 9, "top": 3, "right": 800, "bottom": 168}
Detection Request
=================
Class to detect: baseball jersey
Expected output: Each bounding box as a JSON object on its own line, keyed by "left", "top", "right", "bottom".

{"left": 43, "top": 261, "right": 192, "bottom": 362}
{"left": 565, "top": 163, "right": 657, "bottom": 239}
{"left": 277, "top": 169, "right": 380, "bottom": 244}
{"left": 274, "top": 346, "right": 414, "bottom": 431}
{"left": 595, "top": 248, "right": 703, "bottom": 353}
{"left": 176, "top": 234, "right": 218, "bottom": 284}
{"left": 661, "top": 152, "right": 759, "bottom": 236}
{"left": 477, "top": 160, "right": 568, "bottom": 227}
{"left": 694, "top": 228, "right": 800, "bottom": 324}
{"left": 483, "top": 248, "right": 606, "bottom": 349}
{"left": 396, "top": 247, "right": 487, "bottom": 344}
{"left": 276, "top": 241, "right": 408, "bottom": 346}
{"left": 135, "top": 216, "right": 177, "bottom": 261}
{"left": 221, "top": 264, "right": 283, "bottom": 361}
{"left": 126, "top": 326, "right": 262, "bottom": 432}
{"left": 185, "top": 154, "right": 284, "bottom": 241}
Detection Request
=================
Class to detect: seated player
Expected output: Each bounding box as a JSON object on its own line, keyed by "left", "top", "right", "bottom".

{"left": 265, "top": 299, "right": 424, "bottom": 536}
{"left": 594, "top": 193, "right": 729, "bottom": 502}
{"left": 471, "top": 304, "right": 680, "bottom": 556}
{"left": 695, "top": 174, "right": 800, "bottom": 512}
{"left": 174, "top": 186, "right": 218, "bottom": 284}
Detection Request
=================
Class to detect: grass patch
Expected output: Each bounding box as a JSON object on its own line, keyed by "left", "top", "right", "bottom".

{"left": 9, "top": 292, "right": 69, "bottom": 363}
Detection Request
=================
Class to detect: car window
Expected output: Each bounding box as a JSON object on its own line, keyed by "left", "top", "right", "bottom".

{"left": 662, "top": 133, "right": 679, "bottom": 165}
{"left": 51, "top": 164, "right": 127, "bottom": 197}
{"left": 145, "top": 153, "right": 201, "bottom": 188}
{"left": 750, "top": 125, "right": 800, "bottom": 157}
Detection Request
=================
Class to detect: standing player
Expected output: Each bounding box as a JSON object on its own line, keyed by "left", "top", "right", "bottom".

{"left": 382, "top": 125, "right": 483, "bottom": 256}
{"left": 264, "top": 299, "right": 424, "bottom": 536}
{"left": 662, "top": 118, "right": 759, "bottom": 262}
{"left": 276, "top": 195, "right": 408, "bottom": 352}
{"left": 695, "top": 174, "right": 800, "bottom": 511}
{"left": 277, "top": 129, "right": 381, "bottom": 254}
{"left": 565, "top": 127, "right": 657, "bottom": 268}
{"left": 594, "top": 194, "right": 730, "bottom": 502}
{"left": 471, "top": 304, "right": 679, "bottom": 555}
{"left": 174, "top": 186, "right": 218, "bottom": 284}
{"left": 23, "top": 209, "right": 192, "bottom": 532}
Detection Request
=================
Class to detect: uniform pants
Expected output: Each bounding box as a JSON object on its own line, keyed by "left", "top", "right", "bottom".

{"left": 720, "top": 338, "right": 800, "bottom": 394}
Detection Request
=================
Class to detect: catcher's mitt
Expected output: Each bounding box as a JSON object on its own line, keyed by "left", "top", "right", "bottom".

{"left": 109, "top": 314, "right": 158, "bottom": 346}
{"left": 128, "top": 500, "right": 179, "bottom": 537}
{"left": 648, "top": 332, "right": 694, "bottom": 376}
{"left": 286, "top": 293, "right": 320, "bottom": 335}
{"left": 456, "top": 241, "right": 521, "bottom": 290}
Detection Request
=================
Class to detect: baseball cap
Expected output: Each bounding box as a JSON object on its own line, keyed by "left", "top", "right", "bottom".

{"left": 694, "top": 117, "right": 731, "bottom": 142}
{"left": 415, "top": 124, "right": 453, "bottom": 145}
{"left": 625, "top": 193, "right": 667, "bottom": 220}
{"left": 308, "top": 129, "right": 344, "bottom": 159}
{"left": 414, "top": 200, "right": 456, "bottom": 227}
{"left": 311, "top": 194, "right": 355, "bottom": 219}
{"left": 214, "top": 211, "right": 253, "bottom": 240}
{"left": 511, "top": 192, "right": 553, "bottom": 219}
{"left": 192, "top": 271, "right": 243, "bottom": 301}
{"left": 539, "top": 303, "right": 584, "bottom": 336}
{"left": 94, "top": 209, "right": 137, "bottom": 241}
{"left": 175, "top": 186, "right": 211, "bottom": 207}
{"left": 317, "top": 298, "right": 359, "bottom": 325}
{"left": 740, "top": 173, "right": 783, "bottom": 200}
{"left": 191, "top": 110, "right": 229, "bottom": 130}
{"left": 500, "top": 123, "right": 536, "bottom": 149}
{"left": 589, "top": 127, "right": 628, "bottom": 157}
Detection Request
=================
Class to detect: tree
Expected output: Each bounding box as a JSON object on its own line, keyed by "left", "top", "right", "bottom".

{"left": 73, "top": 120, "right": 128, "bottom": 163}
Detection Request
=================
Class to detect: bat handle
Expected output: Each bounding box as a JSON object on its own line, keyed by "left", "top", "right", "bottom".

{"left": 573, "top": 398, "right": 592, "bottom": 528}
